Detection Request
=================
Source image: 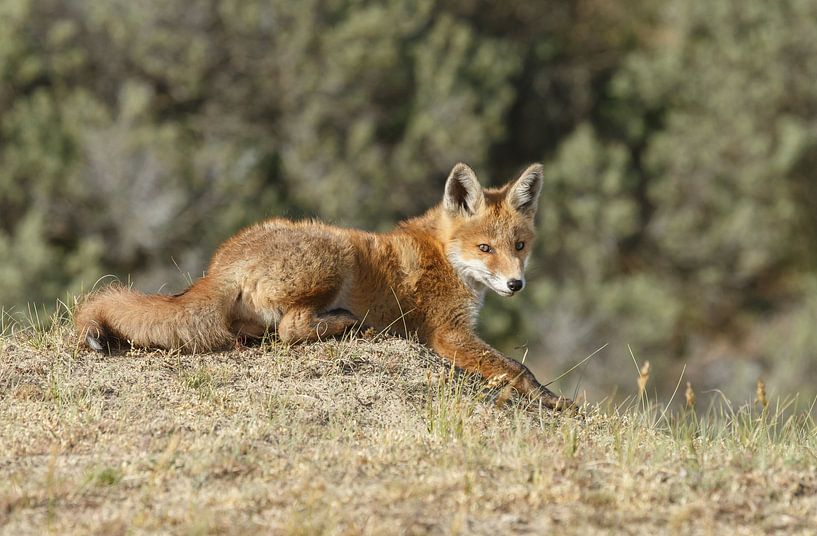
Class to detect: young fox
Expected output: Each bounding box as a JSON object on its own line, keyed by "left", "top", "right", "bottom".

{"left": 76, "top": 163, "right": 571, "bottom": 410}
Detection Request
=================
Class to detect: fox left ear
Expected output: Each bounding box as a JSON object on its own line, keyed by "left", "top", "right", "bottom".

{"left": 507, "top": 164, "right": 544, "bottom": 216}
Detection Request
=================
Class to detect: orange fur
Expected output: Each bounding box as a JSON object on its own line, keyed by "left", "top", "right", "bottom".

{"left": 75, "top": 163, "right": 571, "bottom": 410}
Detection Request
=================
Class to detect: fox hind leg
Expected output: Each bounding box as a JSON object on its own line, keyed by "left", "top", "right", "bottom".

{"left": 278, "top": 307, "right": 359, "bottom": 344}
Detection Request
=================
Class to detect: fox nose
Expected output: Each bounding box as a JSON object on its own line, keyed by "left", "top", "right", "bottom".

{"left": 507, "top": 279, "right": 524, "bottom": 292}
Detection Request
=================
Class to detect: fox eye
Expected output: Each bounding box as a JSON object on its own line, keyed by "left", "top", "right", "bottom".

{"left": 478, "top": 244, "right": 492, "bottom": 253}
{"left": 515, "top": 241, "right": 525, "bottom": 251}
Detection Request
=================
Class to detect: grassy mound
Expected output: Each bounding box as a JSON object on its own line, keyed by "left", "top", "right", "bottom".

{"left": 1, "top": 320, "right": 816, "bottom": 534}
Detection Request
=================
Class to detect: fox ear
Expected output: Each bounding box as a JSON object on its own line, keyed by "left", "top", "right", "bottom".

{"left": 443, "top": 163, "right": 484, "bottom": 216}
{"left": 507, "top": 164, "right": 544, "bottom": 216}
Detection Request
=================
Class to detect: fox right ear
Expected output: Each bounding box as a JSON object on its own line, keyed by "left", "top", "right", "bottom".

{"left": 443, "top": 163, "right": 484, "bottom": 216}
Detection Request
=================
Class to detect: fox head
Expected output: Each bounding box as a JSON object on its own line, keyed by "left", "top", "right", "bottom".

{"left": 441, "top": 162, "right": 543, "bottom": 298}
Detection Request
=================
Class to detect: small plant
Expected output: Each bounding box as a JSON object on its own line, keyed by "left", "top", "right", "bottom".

{"left": 637, "top": 361, "right": 650, "bottom": 399}
{"left": 179, "top": 364, "right": 231, "bottom": 406}
{"left": 756, "top": 378, "right": 768, "bottom": 410}
{"left": 424, "top": 366, "right": 480, "bottom": 440}
{"left": 85, "top": 466, "right": 122, "bottom": 488}
{"left": 685, "top": 382, "right": 695, "bottom": 409}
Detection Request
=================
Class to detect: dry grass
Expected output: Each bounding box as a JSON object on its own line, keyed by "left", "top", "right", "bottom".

{"left": 2, "top": 311, "right": 817, "bottom": 535}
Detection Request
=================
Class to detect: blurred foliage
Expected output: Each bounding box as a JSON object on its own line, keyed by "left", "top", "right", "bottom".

{"left": 2, "top": 0, "right": 816, "bottom": 399}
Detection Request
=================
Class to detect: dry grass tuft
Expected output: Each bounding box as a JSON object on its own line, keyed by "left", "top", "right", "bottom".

{"left": 2, "top": 315, "right": 817, "bottom": 534}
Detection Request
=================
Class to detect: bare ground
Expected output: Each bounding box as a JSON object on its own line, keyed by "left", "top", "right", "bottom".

{"left": 1, "top": 327, "right": 816, "bottom": 535}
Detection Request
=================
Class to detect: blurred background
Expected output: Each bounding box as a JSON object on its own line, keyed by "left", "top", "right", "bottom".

{"left": 2, "top": 0, "right": 817, "bottom": 404}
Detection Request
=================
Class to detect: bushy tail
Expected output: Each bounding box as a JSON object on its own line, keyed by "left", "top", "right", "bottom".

{"left": 74, "top": 280, "right": 234, "bottom": 352}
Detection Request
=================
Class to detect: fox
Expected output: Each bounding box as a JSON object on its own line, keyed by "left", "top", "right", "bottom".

{"left": 75, "top": 163, "right": 572, "bottom": 410}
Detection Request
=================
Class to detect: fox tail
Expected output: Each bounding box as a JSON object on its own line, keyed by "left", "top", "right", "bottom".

{"left": 74, "top": 280, "right": 234, "bottom": 352}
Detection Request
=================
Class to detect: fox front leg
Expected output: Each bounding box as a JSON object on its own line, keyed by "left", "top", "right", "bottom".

{"left": 430, "top": 328, "right": 573, "bottom": 411}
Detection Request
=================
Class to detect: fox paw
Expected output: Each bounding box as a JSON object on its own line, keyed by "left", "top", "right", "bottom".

{"left": 526, "top": 388, "right": 579, "bottom": 415}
